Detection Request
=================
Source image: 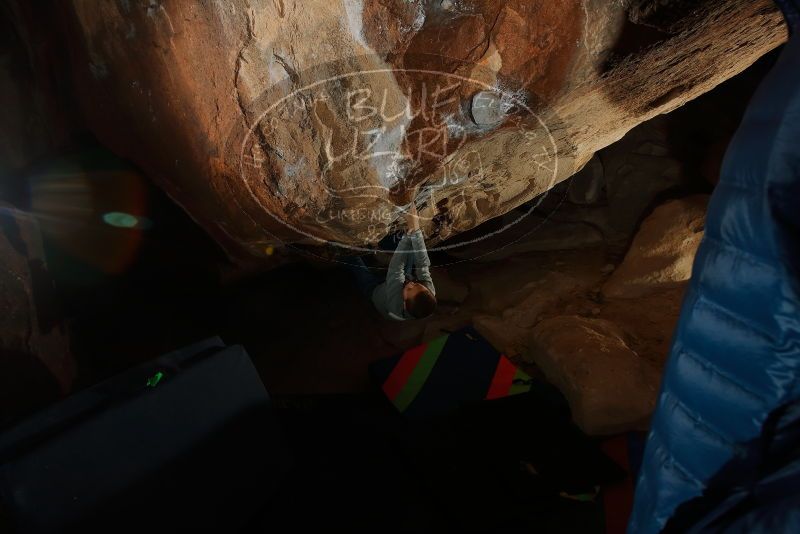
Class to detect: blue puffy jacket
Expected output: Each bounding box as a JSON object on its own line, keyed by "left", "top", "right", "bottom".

{"left": 629, "top": 6, "right": 800, "bottom": 534}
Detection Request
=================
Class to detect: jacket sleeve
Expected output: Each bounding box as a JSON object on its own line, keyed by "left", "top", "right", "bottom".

{"left": 774, "top": 0, "right": 799, "bottom": 34}
{"left": 407, "top": 229, "right": 435, "bottom": 295}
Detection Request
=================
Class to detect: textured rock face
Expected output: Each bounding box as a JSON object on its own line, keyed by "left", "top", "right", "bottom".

{"left": 603, "top": 195, "right": 708, "bottom": 298}
{"left": 527, "top": 316, "right": 661, "bottom": 436}
{"left": 473, "top": 270, "right": 603, "bottom": 357}
{"left": 0, "top": 206, "right": 74, "bottom": 425}
{"left": 43, "top": 0, "right": 788, "bottom": 259}
{"left": 471, "top": 194, "right": 707, "bottom": 433}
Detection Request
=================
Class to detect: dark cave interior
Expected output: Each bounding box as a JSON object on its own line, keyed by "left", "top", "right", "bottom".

{"left": 0, "top": 0, "right": 794, "bottom": 531}
{"left": 10, "top": 49, "right": 773, "bottom": 403}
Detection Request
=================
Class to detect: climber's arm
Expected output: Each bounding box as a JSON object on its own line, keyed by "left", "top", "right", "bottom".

{"left": 384, "top": 231, "right": 412, "bottom": 295}
{"left": 404, "top": 203, "right": 435, "bottom": 294}
{"left": 408, "top": 229, "right": 434, "bottom": 294}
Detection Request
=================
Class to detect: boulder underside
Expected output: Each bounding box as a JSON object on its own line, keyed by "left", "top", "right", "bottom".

{"left": 14, "top": 0, "right": 790, "bottom": 260}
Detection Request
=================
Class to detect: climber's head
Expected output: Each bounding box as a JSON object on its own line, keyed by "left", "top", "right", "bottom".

{"left": 403, "top": 281, "right": 437, "bottom": 319}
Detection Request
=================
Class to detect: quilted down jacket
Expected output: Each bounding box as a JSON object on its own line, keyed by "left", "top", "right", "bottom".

{"left": 628, "top": 6, "right": 800, "bottom": 534}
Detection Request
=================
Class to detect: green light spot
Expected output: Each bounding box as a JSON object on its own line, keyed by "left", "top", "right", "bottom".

{"left": 146, "top": 371, "right": 164, "bottom": 388}
{"left": 103, "top": 212, "right": 140, "bottom": 229}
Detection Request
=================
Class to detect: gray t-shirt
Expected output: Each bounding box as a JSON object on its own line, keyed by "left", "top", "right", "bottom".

{"left": 371, "top": 229, "right": 435, "bottom": 321}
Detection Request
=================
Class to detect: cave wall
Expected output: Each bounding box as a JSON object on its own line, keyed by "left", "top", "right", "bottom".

{"left": 8, "top": 0, "right": 788, "bottom": 261}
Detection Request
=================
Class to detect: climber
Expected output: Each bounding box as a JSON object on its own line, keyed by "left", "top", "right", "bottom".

{"left": 344, "top": 201, "right": 437, "bottom": 321}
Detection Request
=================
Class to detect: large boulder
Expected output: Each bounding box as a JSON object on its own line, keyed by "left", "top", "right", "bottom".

{"left": 526, "top": 316, "right": 661, "bottom": 435}
{"left": 5, "top": 0, "right": 783, "bottom": 260}
{"left": 502, "top": 271, "right": 597, "bottom": 329}
{"left": 464, "top": 249, "right": 606, "bottom": 313}
{"left": 473, "top": 314, "right": 529, "bottom": 358}
{"left": 472, "top": 258, "right": 605, "bottom": 357}
{"left": 603, "top": 195, "right": 708, "bottom": 298}
{"left": 0, "top": 206, "right": 74, "bottom": 426}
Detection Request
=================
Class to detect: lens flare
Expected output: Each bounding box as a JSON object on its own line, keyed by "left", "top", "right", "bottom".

{"left": 29, "top": 155, "right": 150, "bottom": 276}
{"left": 102, "top": 212, "right": 152, "bottom": 230}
